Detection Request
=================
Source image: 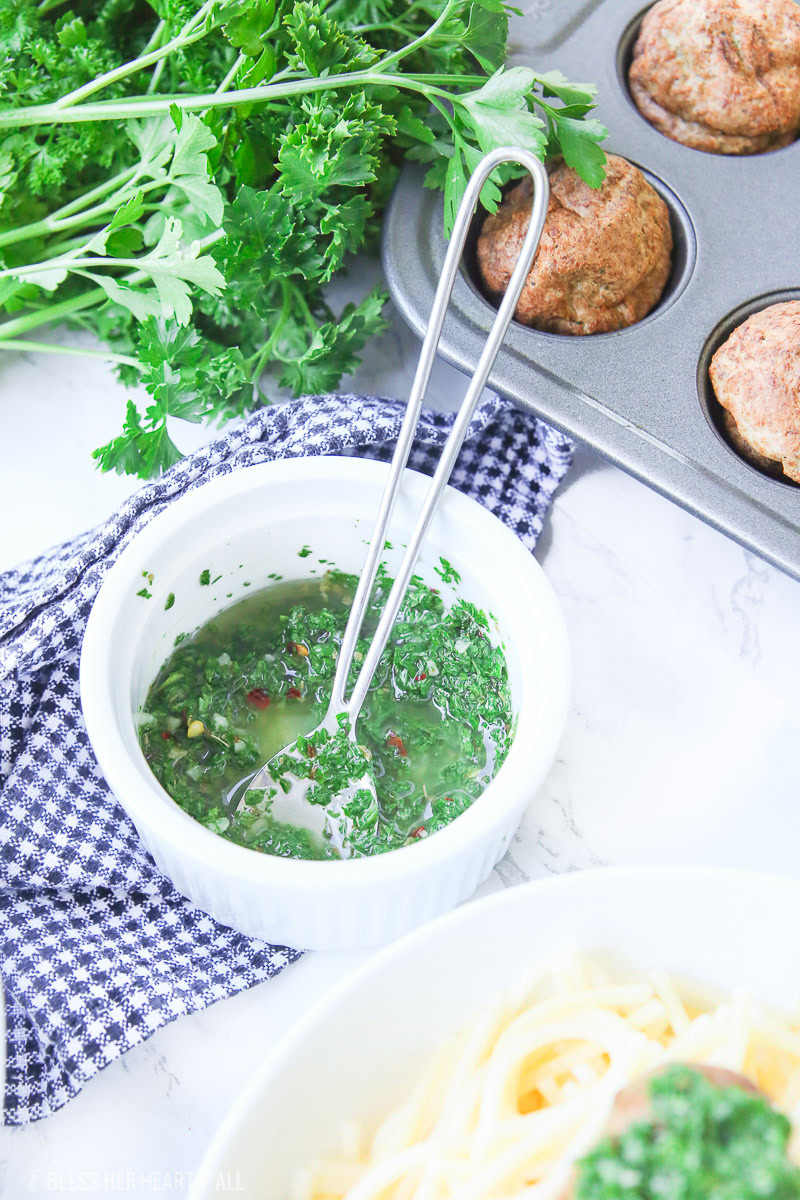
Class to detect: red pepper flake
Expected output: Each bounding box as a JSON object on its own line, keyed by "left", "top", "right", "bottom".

{"left": 246, "top": 688, "right": 271, "bottom": 709}
{"left": 414, "top": 672, "right": 427, "bottom": 682}
{"left": 410, "top": 826, "right": 425, "bottom": 839}
{"left": 287, "top": 686, "right": 302, "bottom": 699}
{"left": 386, "top": 733, "right": 408, "bottom": 757}
{"left": 286, "top": 641, "right": 309, "bottom": 657}
{"left": 160, "top": 731, "right": 172, "bottom": 741}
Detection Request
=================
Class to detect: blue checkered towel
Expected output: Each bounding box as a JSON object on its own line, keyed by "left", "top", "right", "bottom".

{"left": 0, "top": 393, "right": 573, "bottom": 1124}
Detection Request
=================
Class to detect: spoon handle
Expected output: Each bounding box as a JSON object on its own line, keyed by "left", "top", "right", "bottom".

{"left": 332, "top": 146, "right": 550, "bottom": 721}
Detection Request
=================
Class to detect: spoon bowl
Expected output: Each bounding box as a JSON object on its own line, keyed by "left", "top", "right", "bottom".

{"left": 229, "top": 715, "right": 377, "bottom": 858}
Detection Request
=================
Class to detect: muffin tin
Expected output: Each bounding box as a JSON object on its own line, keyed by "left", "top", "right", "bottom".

{"left": 381, "top": 0, "right": 800, "bottom": 580}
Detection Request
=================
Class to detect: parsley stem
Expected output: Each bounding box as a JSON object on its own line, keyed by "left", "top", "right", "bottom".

{"left": 0, "top": 230, "right": 223, "bottom": 339}
{"left": 0, "top": 338, "right": 142, "bottom": 367}
{"left": 290, "top": 283, "right": 317, "bottom": 335}
{"left": 0, "top": 225, "right": 225, "bottom": 282}
{"left": 0, "top": 176, "right": 162, "bottom": 250}
{"left": 148, "top": 57, "right": 168, "bottom": 96}
{"left": 257, "top": 280, "right": 293, "bottom": 362}
{"left": 52, "top": 0, "right": 217, "bottom": 110}
{"left": 372, "top": 0, "right": 458, "bottom": 72}
{"left": 142, "top": 20, "right": 167, "bottom": 56}
{"left": 0, "top": 167, "right": 138, "bottom": 249}
{"left": 0, "top": 72, "right": 455, "bottom": 127}
{"left": 0, "top": 288, "right": 108, "bottom": 340}
{"left": 217, "top": 53, "right": 246, "bottom": 95}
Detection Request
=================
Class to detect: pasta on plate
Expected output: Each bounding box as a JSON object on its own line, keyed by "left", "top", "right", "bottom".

{"left": 291, "top": 953, "right": 800, "bottom": 1200}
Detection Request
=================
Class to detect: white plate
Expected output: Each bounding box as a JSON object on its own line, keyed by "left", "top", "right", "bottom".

{"left": 189, "top": 866, "right": 800, "bottom": 1198}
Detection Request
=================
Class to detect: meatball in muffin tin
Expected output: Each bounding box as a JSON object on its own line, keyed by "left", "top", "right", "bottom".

{"left": 476, "top": 155, "right": 673, "bottom": 336}
{"left": 709, "top": 301, "right": 800, "bottom": 482}
{"left": 629, "top": 0, "right": 800, "bottom": 154}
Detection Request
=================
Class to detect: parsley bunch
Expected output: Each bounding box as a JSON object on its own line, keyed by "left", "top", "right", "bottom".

{"left": 0, "top": 0, "right": 607, "bottom": 477}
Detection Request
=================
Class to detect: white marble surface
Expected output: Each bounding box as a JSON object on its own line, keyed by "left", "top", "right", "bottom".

{"left": 1, "top": 260, "right": 800, "bottom": 1197}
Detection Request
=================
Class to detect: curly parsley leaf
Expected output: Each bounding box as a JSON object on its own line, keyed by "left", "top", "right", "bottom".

{"left": 278, "top": 289, "right": 389, "bottom": 395}
{"left": 284, "top": 2, "right": 378, "bottom": 76}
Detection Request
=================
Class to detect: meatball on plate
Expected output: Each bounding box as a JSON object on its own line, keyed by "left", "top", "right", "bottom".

{"left": 710, "top": 300, "right": 800, "bottom": 482}
{"left": 476, "top": 153, "right": 673, "bottom": 336}
{"left": 629, "top": 0, "right": 800, "bottom": 154}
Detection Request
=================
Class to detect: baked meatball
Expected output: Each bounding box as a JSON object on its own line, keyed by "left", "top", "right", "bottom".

{"left": 557, "top": 1066, "right": 763, "bottom": 1200}
{"left": 629, "top": 0, "right": 800, "bottom": 154}
{"left": 476, "top": 154, "right": 673, "bottom": 335}
{"left": 709, "top": 300, "right": 800, "bottom": 481}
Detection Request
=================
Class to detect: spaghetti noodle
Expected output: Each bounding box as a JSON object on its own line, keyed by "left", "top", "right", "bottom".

{"left": 292, "top": 954, "right": 800, "bottom": 1200}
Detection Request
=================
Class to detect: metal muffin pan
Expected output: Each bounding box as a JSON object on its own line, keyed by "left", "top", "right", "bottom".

{"left": 382, "top": 0, "right": 800, "bottom": 579}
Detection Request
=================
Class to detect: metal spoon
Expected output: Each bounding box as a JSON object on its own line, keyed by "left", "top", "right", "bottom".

{"left": 228, "top": 147, "right": 550, "bottom": 856}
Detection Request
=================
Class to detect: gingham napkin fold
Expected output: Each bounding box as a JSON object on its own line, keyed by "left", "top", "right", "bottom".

{"left": 0, "top": 392, "right": 573, "bottom": 1125}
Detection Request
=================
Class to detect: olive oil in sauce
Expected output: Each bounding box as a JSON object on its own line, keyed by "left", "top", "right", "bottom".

{"left": 139, "top": 565, "right": 513, "bottom": 860}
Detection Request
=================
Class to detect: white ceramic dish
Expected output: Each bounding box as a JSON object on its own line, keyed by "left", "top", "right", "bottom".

{"left": 80, "top": 457, "right": 570, "bottom": 951}
{"left": 189, "top": 865, "right": 800, "bottom": 1200}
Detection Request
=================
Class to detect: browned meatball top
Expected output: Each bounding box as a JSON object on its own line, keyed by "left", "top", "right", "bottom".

{"left": 709, "top": 300, "right": 800, "bottom": 481}
{"left": 629, "top": 0, "right": 800, "bottom": 154}
{"left": 476, "top": 154, "right": 673, "bottom": 336}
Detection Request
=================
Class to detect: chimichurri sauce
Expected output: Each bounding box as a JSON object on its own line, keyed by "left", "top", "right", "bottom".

{"left": 576, "top": 1065, "right": 800, "bottom": 1199}
{"left": 139, "top": 565, "right": 513, "bottom": 861}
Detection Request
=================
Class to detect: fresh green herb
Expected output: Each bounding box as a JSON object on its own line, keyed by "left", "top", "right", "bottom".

{"left": 576, "top": 1066, "right": 800, "bottom": 1200}
{"left": 199, "top": 568, "right": 211, "bottom": 586}
{"left": 164, "top": 591, "right": 175, "bottom": 610}
{"left": 298, "top": 545, "right": 312, "bottom": 558}
{"left": 136, "top": 587, "right": 152, "bottom": 599}
{"left": 435, "top": 557, "right": 461, "bottom": 585}
{"left": 139, "top": 567, "right": 513, "bottom": 860}
{"left": 211, "top": 574, "right": 222, "bottom": 584}
{"left": 0, "top": 1, "right": 606, "bottom": 479}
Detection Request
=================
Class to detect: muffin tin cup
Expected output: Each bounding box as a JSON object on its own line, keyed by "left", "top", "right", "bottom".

{"left": 697, "top": 289, "right": 800, "bottom": 490}
{"left": 382, "top": 0, "right": 800, "bottom": 580}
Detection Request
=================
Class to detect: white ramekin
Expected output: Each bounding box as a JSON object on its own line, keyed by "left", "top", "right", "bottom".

{"left": 80, "top": 457, "right": 570, "bottom": 950}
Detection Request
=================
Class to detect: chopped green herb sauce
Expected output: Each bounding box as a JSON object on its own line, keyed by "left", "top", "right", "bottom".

{"left": 435, "top": 557, "right": 461, "bottom": 585}
{"left": 576, "top": 1066, "right": 800, "bottom": 1200}
{"left": 139, "top": 567, "right": 513, "bottom": 861}
{"left": 136, "top": 588, "right": 152, "bottom": 600}
{"left": 164, "top": 593, "right": 175, "bottom": 611}
{"left": 298, "top": 545, "right": 312, "bottom": 558}
{"left": 199, "top": 569, "right": 211, "bottom": 586}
